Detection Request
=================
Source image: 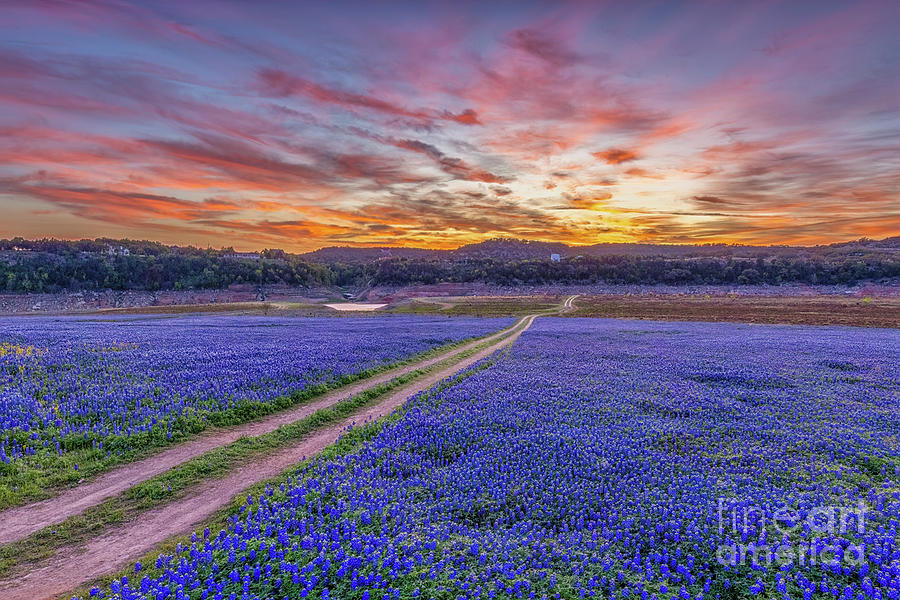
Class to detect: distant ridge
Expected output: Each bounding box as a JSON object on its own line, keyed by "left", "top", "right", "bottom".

{"left": 301, "top": 236, "right": 900, "bottom": 263}
{"left": 301, "top": 246, "right": 439, "bottom": 262}
{"left": 4, "top": 235, "right": 897, "bottom": 264}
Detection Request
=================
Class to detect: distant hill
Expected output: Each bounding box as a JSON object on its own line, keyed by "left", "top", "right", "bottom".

{"left": 302, "top": 246, "right": 439, "bottom": 263}
{"left": 301, "top": 236, "right": 899, "bottom": 263}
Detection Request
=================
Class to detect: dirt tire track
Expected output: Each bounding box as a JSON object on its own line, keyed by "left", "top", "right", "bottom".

{"left": 0, "top": 315, "right": 538, "bottom": 600}
{"left": 0, "top": 319, "right": 524, "bottom": 546}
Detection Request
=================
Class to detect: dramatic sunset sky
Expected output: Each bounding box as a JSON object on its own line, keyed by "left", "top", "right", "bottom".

{"left": 1, "top": 1, "right": 898, "bottom": 251}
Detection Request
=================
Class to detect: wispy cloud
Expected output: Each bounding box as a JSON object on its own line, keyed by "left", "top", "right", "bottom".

{"left": 0, "top": 0, "right": 897, "bottom": 250}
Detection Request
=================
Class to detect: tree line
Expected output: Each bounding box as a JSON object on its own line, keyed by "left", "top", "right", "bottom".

{"left": 358, "top": 254, "right": 898, "bottom": 286}
{"left": 0, "top": 239, "right": 333, "bottom": 292}
{"left": 1, "top": 238, "right": 897, "bottom": 293}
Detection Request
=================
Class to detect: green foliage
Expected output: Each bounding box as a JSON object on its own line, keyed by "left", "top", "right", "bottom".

{"left": 0, "top": 238, "right": 334, "bottom": 292}
{"left": 1, "top": 237, "right": 898, "bottom": 292}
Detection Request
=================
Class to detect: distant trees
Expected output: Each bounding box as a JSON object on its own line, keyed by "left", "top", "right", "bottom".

{"left": 351, "top": 254, "right": 899, "bottom": 287}
{"left": 0, "top": 237, "right": 897, "bottom": 293}
{"left": 0, "top": 243, "right": 334, "bottom": 293}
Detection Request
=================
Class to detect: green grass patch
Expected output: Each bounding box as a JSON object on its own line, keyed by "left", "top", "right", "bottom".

{"left": 391, "top": 297, "right": 564, "bottom": 317}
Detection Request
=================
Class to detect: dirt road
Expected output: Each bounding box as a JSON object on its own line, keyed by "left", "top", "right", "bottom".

{"left": 0, "top": 315, "right": 538, "bottom": 600}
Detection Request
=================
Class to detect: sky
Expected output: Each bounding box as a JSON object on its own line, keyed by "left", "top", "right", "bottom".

{"left": 1, "top": 0, "right": 898, "bottom": 251}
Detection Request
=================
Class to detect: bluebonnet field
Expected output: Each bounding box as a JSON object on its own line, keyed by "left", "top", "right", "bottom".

{"left": 88, "top": 317, "right": 900, "bottom": 600}
{"left": 0, "top": 315, "right": 511, "bottom": 493}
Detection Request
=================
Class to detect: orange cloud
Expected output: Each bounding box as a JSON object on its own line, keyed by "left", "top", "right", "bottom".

{"left": 592, "top": 148, "right": 640, "bottom": 165}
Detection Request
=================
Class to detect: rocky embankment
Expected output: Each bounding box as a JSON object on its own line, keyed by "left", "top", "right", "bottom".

{"left": 0, "top": 285, "right": 334, "bottom": 314}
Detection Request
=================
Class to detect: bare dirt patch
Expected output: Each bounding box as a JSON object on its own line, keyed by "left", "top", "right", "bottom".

{"left": 566, "top": 294, "right": 899, "bottom": 327}
{"left": 325, "top": 303, "right": 388, "bottom": 311}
